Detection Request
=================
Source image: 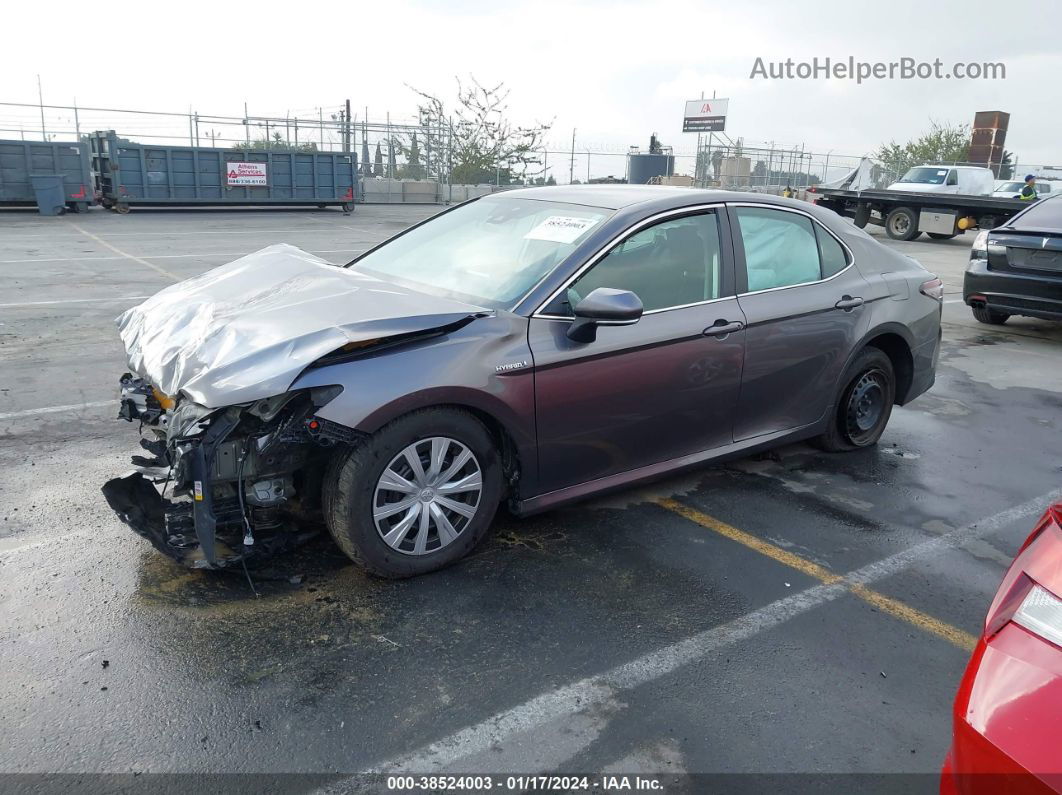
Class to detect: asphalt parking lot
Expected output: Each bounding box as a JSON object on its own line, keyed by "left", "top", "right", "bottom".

{"left": 2, "top": 203, "right": 1062, "bottom": 789}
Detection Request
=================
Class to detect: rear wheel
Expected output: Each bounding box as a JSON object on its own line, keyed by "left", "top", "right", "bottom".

{"left": 885, "top": 206, "right": 921, "bottom": 241}
{"left": 815, "top": 348, "right": 896, "bottom": 452}
{"left": 323, "top": 408, "right": 502, "bottom": 578}
{"left": 971, "top": 305, "right": 1009, "bottom": 325}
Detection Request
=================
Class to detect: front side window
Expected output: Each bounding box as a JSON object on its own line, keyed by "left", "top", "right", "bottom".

{"left": 946, "top": 170, "right": 959, "bottom": 186}
{"left": 565, "top": 213, "right": 722, "bottom": 313}
{"left": 349, "top": 196, "right": 611, "bottom": 308}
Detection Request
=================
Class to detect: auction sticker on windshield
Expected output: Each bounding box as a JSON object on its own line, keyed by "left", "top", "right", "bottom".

{"left": 525, "top": 215, "right": 599, "bottom": 244}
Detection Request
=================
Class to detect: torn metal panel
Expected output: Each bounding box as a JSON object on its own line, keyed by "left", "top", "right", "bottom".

{"left": 115, "top": 244, "right": 489, "bottom": 407}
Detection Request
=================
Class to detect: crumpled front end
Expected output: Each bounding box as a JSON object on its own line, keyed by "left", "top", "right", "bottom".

{"left": 102, "top": 374, "right": 355, "bottom": 569}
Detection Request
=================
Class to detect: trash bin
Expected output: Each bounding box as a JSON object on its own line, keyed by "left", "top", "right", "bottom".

{"left": 29, "top": 175, "right": 66, "bottom": 216}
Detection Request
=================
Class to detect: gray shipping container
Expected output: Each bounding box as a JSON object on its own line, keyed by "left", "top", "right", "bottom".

{"left": 90, "top": 130, "right": 359, "bottom": 213}
{"left": 0, "top": 138, "right": 94, "bottom": 212}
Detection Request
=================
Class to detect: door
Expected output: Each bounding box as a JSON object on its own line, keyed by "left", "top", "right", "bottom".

{"left": 529, "top": 208, "right": 746, "bottom": 493}
{"left": 730, "top": 205, "right": 871, "bottom": 441}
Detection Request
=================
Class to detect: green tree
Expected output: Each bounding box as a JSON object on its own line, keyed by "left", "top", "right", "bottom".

{"left": 998, "top": 150, "right": 1015, "bottom": 179}
{"left": 710, "top": 150, "right": 723, "bottom": 179}
{"left": 232, "top": 131, "right": 317, "bottom": 152}
{"left": 875, "top": 120, "right": 971, "bottom": 181}
{"left": 401, "top": 132, "right": 425, "bottom": 179}
{"left": 409, "top": 77, "right": 552, "bottom": 185}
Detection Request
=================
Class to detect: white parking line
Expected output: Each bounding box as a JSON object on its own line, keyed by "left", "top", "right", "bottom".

{"left": 0, "top": 248, "right": 368, "bottom": 264}
{"left": 0, "top": 400, "right": 113, "bottom": 421}
{"left": 7, "top": 228, "right": 382, "bottom": 239}
{"left": 0, "top": 296, "right": 148, "bottom": 308}
{"left": 322, "top": 486, "right": 1061, "bottom": 782}
{"left": 66, "top": 222, "right": 179, "bottom": 281}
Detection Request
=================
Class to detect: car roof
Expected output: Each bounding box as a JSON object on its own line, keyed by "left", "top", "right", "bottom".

{"left": 494, "top": 184, "right": 800, "bottom": 211}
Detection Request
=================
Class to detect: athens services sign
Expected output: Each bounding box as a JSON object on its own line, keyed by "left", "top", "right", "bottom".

{"left": 682, "top": 99, "right": 729, "bottom": 133}
{"left": 226, "top": 161, "right": 268, "bottom": 186}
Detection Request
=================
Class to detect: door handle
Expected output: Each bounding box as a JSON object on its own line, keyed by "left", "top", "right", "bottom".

{"left": 703, "top": 320, "right": 744, "bottom": 338}
{"left": 834, "top": 296, "right": 864, "bottom": 311}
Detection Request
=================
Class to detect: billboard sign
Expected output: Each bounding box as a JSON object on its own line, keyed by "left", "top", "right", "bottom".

{"left": 226, "top": 161, "right": 268, "bottom": 186}
{"left": 683, "top": 98, "right": 729, "bottom": 133}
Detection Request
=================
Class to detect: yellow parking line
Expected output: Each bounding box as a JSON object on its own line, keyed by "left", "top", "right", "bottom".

{"left": 655, "top": 498, "right": 976, "bottom": 651}
{"left": 848, "top": 584, "right": 977, "bottom": 650}
{"left": 658, "top": 497, "right": 843, "bottom": 584}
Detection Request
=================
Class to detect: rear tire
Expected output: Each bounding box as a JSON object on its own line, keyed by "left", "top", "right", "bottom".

{"left": 971, "top": 305, "right": 1009, "bottom": 325}
{"left": 814, "top": 348, "right": 896, "bottom": 452}
{"left": 323, "top": 408, "right": 502, "bottom": 578}
{"left": 885, "top": 207, "right": 921, "bottom": 241}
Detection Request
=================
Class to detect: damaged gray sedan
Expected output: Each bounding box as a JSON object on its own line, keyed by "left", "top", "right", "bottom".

{"left": 103, "top": 186, "right": 941, "bottom": 577}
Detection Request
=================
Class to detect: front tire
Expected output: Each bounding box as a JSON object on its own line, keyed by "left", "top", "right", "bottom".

{"left": 971, "top": 305, "right": 1009, "bottom": 325}
{"left": 815, "top": 348, "right": 896, "bottom": 452}
{"left": 324, "top": 408, "right": 502, "bottom": 578}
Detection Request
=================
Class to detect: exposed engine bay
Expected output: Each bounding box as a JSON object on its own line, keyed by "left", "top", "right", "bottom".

{"left": 102, "top": 375, "right": 355, "bottom": 569}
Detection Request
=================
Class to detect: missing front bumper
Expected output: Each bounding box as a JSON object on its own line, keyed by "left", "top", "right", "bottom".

{"left": 102, "top": 472, "right": 312, "bottom": 569}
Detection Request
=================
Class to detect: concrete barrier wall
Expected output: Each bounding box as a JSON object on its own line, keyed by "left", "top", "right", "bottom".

{"left": 359, "top": 180, "right": 509, "bottom": 204}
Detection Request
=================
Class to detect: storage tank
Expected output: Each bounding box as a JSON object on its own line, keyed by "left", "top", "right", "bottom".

{"left": 627, "top": 153, "right": 675, "bottom": 185}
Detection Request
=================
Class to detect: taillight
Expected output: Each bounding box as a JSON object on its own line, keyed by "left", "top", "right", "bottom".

{"left": 971, "top": 230, "right": 989, "bottom": 259}
{"left": 919, "top": 277, "right": 944, "bottom": 301}
{"left": 986, "top": 572, "right": 1035, "bottom": 638}
{"left": 984, "top": 503, "right": 1062, "bottom": 644}
{"left": 1013, "top": 585, "right": 1062, "bottom": 649}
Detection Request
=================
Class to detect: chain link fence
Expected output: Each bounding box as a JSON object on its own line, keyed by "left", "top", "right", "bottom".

{"left": 2, "top": 100, "right": 1056, "bottom": 201}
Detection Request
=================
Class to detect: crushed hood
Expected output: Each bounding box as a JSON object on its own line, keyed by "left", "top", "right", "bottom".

{"left": 116, "top": 244, "right": 488, "bottom": 407}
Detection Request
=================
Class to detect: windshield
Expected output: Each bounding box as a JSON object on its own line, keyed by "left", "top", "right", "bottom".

{"left": 348, "top": 196, "right": 611, "bottom": 308}
{"left": 996, "top": 181, "right": 1023, "bottom": 192}
{"left": 897, "top": 167, "right": 949, "bottom": 185}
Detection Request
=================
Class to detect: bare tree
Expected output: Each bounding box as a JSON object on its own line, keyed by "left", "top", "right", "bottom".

{"left": 408, "top": 77, "right": 552, "bottom": 185}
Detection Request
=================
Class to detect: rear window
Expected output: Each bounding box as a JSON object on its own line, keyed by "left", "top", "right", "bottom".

{"left": 1010, "top": 197, "right": 1062, "bottom": 231}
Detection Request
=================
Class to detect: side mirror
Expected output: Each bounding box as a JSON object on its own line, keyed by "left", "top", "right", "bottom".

{"left": 567, "top": 287, "right": 643, "bottom": 343}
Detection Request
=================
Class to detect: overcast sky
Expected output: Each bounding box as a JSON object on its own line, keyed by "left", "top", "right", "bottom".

{"left": 3, "top": 0, "right": 1059, "bottom": 173}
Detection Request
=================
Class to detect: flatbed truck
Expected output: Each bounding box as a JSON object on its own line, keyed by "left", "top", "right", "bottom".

{"left": 807, "top": 186, "right": 1029, "bottom": 242}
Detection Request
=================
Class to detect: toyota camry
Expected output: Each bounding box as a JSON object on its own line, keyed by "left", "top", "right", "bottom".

{"left": 102, "top": 186, "right": 942, "bottom": 577}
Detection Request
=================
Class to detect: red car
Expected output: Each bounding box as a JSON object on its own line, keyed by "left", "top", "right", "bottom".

{"left": 942, "top": 502, "right": 1062, "bottom": 794}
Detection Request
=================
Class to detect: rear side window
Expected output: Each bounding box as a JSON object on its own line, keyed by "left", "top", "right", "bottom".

{"left": 816, "top": 226, "right": 849, "bottom": 277}
{"left": 735, "top": 207, "right": 821, "bottom": 291}
{"left": 1012, "top": 197, "right": 1062, "bottom": 231}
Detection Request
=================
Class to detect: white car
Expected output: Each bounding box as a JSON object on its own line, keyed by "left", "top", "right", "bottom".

{"left": 991, "top": 180, "right": 1054, "bottom": 199}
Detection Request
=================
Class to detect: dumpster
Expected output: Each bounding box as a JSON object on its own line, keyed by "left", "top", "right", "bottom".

{"left": 0, "top": 139, "right": 93, "bottom": 212}
{"left": 90, "top": 131, "right": 359, "bottom": 213}
{"left": 29, "top": 175, "right": 66, "bottom": 215}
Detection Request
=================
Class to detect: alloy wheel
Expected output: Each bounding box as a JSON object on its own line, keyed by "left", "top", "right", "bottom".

{"left": 373, "top": 437, "right": 483, "bottom": 555}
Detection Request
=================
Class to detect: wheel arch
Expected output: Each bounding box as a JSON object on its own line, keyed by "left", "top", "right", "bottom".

{"left": 353, "top": 389, "right": 533, "bottom": 501}
{"left": 859, "top": 326, "right": 915, "bottom": 405}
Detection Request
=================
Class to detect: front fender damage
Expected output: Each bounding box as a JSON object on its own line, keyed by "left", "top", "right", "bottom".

{"left": 102, "top": 379, "right": 359, "bottom": 569}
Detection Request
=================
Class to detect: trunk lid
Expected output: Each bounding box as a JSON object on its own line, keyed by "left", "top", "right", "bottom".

{"left": 987, "top": 230, "right": 1062, "bottom": 278}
